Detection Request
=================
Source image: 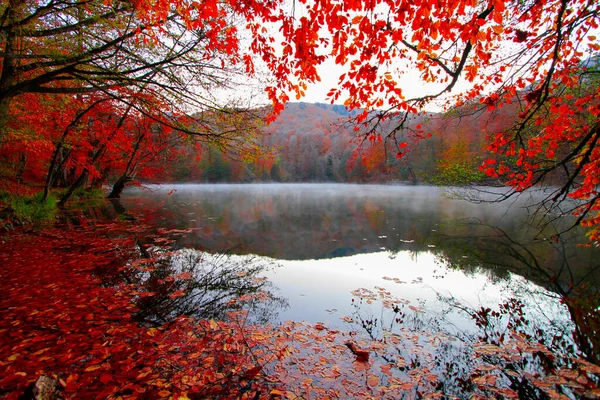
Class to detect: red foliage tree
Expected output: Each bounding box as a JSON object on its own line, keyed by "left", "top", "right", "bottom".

{"left": 236, "top": 0, "right": 600, "bottom": 238}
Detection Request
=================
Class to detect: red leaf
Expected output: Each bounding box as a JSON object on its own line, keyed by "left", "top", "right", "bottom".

{"left": 243, "top": 366, "right": 262, "bottom": 379}
{"left": 345, "top": 341, "right": 370, "bottom": 362}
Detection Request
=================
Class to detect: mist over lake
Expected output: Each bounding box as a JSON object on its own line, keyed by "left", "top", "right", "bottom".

{"left": 119, "top": 183, "right": 598, "bottom": 330}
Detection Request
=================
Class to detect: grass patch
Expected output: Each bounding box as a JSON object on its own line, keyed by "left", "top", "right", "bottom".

{"left": 0, "top": 191, "right": 58, "bottom": 227}
{"left": 9, "top": 192, "right": 59, "bottom": 224}
{"left": 72, "top": 186, "right": 106, "bottom": 200}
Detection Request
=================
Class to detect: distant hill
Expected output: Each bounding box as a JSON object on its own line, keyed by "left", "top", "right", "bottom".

{"left": 165, "top": 99, "right": 526, "bottom": 184}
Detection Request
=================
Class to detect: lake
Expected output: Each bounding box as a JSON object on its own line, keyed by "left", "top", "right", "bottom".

{"left": 113, "top": 184, "right": 600, "bottom": 390}
{"left": 115, "top": 183, "right": 599, "bottom": 372}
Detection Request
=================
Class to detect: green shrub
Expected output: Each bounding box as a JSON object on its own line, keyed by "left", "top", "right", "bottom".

{"left": 8, "top": 192, "right": 58, "bottom": 225}
{"left": 427, "top": 161, "right": 487, "bottom": 186}
{"left": 72, "top": 186, "right": 105, "bottom": 200}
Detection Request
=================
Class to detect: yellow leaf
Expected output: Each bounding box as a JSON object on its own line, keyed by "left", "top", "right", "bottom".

{"left": 84, "top": 365, "right": 102, "bottom": 372}
{"left": 7, "top": 354, "right": 19, "bottom": 361}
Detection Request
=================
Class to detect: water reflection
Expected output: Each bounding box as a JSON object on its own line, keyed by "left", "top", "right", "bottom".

{"left": 116, "top": 184, "right": 600, "bottom": 321}
{"left": 117, "top": 190, "right": 597, "bottom": 320}
{"left": 94, "top": 240, "right": 288, "bottom": 326}
{"left": 343, "top": 281, "right": 596, "bottom": 399}
{"left": 109, "top": 184, "right": 600, "bottom": 396}
{"left": 431, "top": 222, "right": 600, "bottom": 364}
{"left": 121, "top": 184, "right": 531, "bottom": 260}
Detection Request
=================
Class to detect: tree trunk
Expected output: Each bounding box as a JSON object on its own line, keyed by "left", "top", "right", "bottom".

{"left": 107, "top": 175, "right": 133, "bottom": 199}
{"left": 58, "top": 104, "right": 133, "bottom": 207}
{"left": 107, "top": 131, "right": 145, "bottom": 199}
{"left": 16, "top": 153, "right": 27, "bottom": 183}
{"left": 57, "top": 143, "right": 106, "bottom": 207}
{"left": 0, "top": 0, "right": 21, "bottom": 147}
{"left": 43, "top": 99, "right": 104, "bottom": 202}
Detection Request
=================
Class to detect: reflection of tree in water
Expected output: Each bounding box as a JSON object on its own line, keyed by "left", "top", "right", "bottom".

{"left": 119, "top": 185, "right": 531, "bottom": 260}
{"left": 341, "top": 227, "right": 600, "bottom": 398}
{"left": 430, "top": 220, "right": 600, "bottom": 365}
{"left": 345, "top": 284, "right": 599, "bottom": 398}
{"left": 96, "top": 242, "right": 289, "bottom": 326}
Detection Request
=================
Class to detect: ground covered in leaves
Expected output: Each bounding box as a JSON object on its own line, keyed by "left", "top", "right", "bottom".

{"left": 0, "top": 223, "right": 280, "bottom": 399}
{"left": 1, "top": 222, "right": 600, "bottom": 399}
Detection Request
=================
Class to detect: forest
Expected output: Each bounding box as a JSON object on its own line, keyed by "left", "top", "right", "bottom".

{"left": 169, "top": 99, "right": 532, "bottom": 185}
{"left": 1, "top": 0, "right": 600, "bottom": 398}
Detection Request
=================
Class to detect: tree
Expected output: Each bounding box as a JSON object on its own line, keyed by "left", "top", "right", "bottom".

{"left": 241, "top": 0, "right": 599, "bottom": 237}
{"left": 0, "top": 0, "right": 253, "bottom": 137}
{"left": 3, "top": 0, "right": 599, "bottom": 228}
{"left": 0, "top": 0, "right": 266, "bottom": 203}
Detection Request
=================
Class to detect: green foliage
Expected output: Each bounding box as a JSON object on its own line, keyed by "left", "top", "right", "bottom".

{"left": 7, "top": 192, "right": 58, "bottom": 225}
{"left": 426, "top": 160, "right": 487, "bottom": 186}
{"left": 1, "top": 186, "right": 104, "bottom": 227}
{"left": 71, "top": 187, "right": 105, "bottom": 200}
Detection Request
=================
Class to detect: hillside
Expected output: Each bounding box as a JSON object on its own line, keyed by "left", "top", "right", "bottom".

{"left": 164, "top": 100, "right": 524, "bottom": 184}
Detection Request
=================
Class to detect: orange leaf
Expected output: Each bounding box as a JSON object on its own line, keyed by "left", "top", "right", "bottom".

{"left": 314, "top": 323, "right": 326, "bottom": 330}
{"left": 367, "top": 375, "right": 380, "bottom": 387}
{"left": 169, "top": 289, "right": 186, "bottom": 299}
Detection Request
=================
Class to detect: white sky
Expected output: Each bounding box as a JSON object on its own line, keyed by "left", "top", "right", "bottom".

{"left": 299, "top": 58, "right": 457, "bottom": 109}
{"left": 228, "top": 2, "right": 599, "bottom": 112}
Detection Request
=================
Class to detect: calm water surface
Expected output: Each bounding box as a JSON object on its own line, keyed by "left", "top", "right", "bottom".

{"left": 119, "top": 184, "right": 598, "bottom": 336}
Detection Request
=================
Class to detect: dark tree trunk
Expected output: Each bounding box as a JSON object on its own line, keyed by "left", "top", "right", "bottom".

{"left": 57, "top": 143, "right": 106, "bottom": 207}
{"left": 58, "top": 104, "right": 133, "bottom": 207}
{"left": 107, "top": 131, "right": 145, "bottom": 199}
{"left": 107, "top": 176, "right": 133, "bottom": 199}
{"left": 0, "top": 1, "right": 20, "bottom": 148}
{"left": 43, "top": 100, "right": 104, "bottom": 202}
{"left": 16, "top": 153, "right": 27, "bottom": 183}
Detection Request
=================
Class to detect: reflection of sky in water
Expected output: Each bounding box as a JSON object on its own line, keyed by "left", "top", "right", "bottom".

{"left": 120, "top": 184, "right": 583, "bottom": 339}
{"left": 264, "top": 250, "right": 572, "bottom": 337}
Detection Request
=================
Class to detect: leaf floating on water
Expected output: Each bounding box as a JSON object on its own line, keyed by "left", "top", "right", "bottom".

{"left": 353, "top": 360, "right": 367, "bottom": 372}
{"left": 175, "top": 272, "right": 193, "bottom": 280}
{"left": 367, "top": 375, "right": 379, "bottom": 387}
{"left": 345, "top": 341, "right": 369, "bottom": 362}
{"left": 314, "top": 323, "right": 327, "bottom": 331}
{"left": 474, "top": 343, "right": 502, "bottom": 355}
{"left": 169, "top": 289, "right": 186, "bottom": 299}
{"left": 409, "top": 305, "right": 424, "bottom": 313}
{"left": 380, "top": 364, "right": 393, "bottom": 376}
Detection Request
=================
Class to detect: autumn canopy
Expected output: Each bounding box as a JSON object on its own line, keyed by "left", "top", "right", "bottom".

{"left": 0, "top": 0, "right": 598, "bottom": 233}
{"left": 1, "top": 0, "right": 600, "bottom": 398}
